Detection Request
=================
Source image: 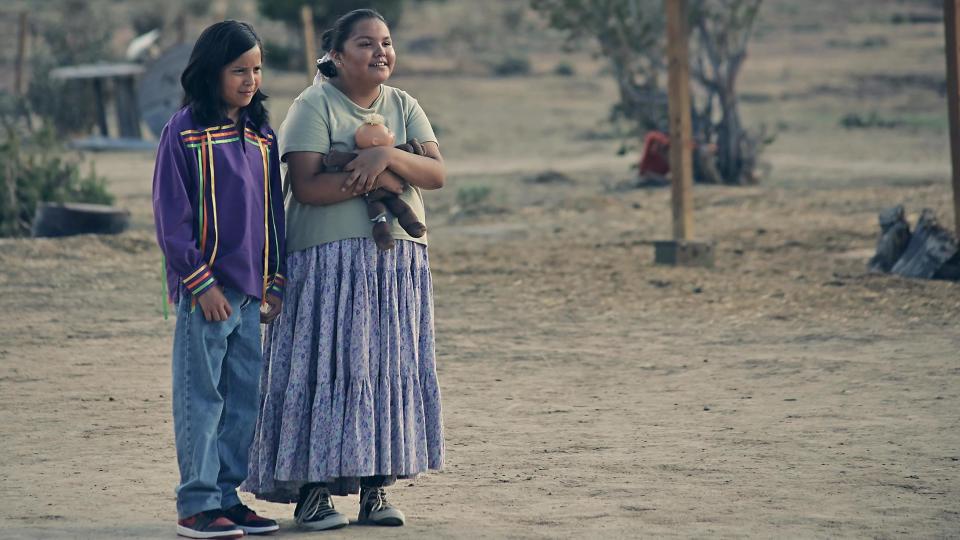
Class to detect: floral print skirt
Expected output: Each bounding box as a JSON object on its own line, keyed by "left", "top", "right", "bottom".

{"left": 242, "top": 238, "right": 444, "bottom": 502}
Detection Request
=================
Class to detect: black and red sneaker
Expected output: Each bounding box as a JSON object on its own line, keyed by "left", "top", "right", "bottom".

{"left": 223, "top": 504, "right": 279, "bottom": 535}
{"left": 176, "top": 510, "right": 244, "bottom": 539}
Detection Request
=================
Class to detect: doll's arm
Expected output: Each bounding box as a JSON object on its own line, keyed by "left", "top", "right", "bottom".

{"left": 324, "top": 140, "right": 424, "bottom": 172}
{"left": 381, "top": 141, "right": 444, "bottom": 190}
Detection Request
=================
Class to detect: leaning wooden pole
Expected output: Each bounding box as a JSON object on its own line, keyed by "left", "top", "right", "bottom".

{"left": 14, "top": 12, "right": 28, "bottom": 96}
{"left": 301, "top": 5, "right": 318, "bottom": 84}
{"left": 945, "top": 0, "right": 960, "bottom": 237}
{"left": 664, "top": 0, "right": 694, "bottom": 241}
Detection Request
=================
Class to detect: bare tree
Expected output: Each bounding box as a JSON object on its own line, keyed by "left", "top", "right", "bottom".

{"left": 690, "top": 0, "right": 765, "bottom": 184}
{"left": 531, "top": 0, "right": 768, "bottom": 185}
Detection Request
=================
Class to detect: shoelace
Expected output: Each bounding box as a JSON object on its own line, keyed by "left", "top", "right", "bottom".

{"left": 295, "top": 487, "right": 338, "bottom": 524}
{"left": 363, "top": 487, "right": 391, "bottom": 512}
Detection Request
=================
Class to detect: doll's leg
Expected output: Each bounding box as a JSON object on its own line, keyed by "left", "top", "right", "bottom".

{"left": 382, "top": 196, "right": 426, "bottom": 238}
{"left": 366, "top": 198, "right": 395, "bottom": 251}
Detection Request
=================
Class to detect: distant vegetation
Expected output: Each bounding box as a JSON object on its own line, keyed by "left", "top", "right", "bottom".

{"left": 0, "top": 115, "right": 112, "bottom": 237}
{"left": 531, "top": 0, "right": 770, "bottom": 185}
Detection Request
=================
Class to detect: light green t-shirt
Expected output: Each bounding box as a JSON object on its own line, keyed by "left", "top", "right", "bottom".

{"left": 279, "top": 82, "right": 438, "bottom": 253}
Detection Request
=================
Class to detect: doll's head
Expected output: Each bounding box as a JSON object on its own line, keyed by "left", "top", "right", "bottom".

{"left": 355, "top": 113, "right": 395, "bottom": 148}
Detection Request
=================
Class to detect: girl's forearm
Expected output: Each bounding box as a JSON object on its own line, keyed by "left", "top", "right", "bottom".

{"left": 386, "top": 147, "right": 445, "bottom": 190}
{"left": 291, "top": 171, "right": 357, "bottom": 205}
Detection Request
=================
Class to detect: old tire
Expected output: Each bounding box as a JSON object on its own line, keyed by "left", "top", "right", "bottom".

{"left": 31, "top": 202, "right": 131, "bottom": 238}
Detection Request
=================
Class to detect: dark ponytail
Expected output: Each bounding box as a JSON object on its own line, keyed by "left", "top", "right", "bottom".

{"left": 316, "top": 9, "right": 387, "bottom": 79}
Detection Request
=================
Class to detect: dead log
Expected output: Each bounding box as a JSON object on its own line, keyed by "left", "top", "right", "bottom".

{"left": 868, "top": 205, "right": 911, "bottom": 272}
{"left": 31, "top": 202, "right": 130, "bottom": 238}
{"left": 890, "top": 209, "right": 958, "bottom": 279}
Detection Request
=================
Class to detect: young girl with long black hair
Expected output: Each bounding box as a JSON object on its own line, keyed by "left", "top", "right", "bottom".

{"left": 152, "top": 20, "right": 285, "bottom": 539}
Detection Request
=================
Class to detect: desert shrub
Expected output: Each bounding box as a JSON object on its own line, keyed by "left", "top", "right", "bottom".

{"left": 532, "top": 0, "right": 770, "bottom": 185}
{"left": 491, "top": 54, "right": 532, "bottom": 76}
{"left": 0, "top": 126, "right": 113, "bottom": 237}
{"left": 553, "top": 60, "right": 576, "bottom": 76}
{"left": 826, "top": 36, "right": 889, "bottom": 49}
{"left": 456, "top": 185, "right": 492, "bottom": 210}
{"left": 839, "top": 112, "right": 902, "bottom": 129}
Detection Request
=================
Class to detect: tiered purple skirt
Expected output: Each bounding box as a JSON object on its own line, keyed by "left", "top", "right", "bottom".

{"left": 242, "top": 238, "right": 444, "bottom": 502}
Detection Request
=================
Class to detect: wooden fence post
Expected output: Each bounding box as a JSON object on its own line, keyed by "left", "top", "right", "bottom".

{"left": 945, "top": 0, "right": 960, "bottom": 237}
{"left": 301, "top": 5, "right": 318, "bottom": 84}
{"left": 664, "top": 0, "right": 694, "bottom": 241}
{"left": 654, "top": 0, "right": 714, "bottom": 268}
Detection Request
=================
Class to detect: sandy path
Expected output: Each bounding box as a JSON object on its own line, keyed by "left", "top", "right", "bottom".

{"left": 1, "top": 183, "right": 958, "bottom": 538}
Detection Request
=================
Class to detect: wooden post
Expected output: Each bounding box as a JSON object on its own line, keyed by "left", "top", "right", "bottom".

{"left": 14, "top": 12, "right": 28, "bottom": 96}
{"left": 945, "top": 0, "right": 960, "bottom": 237}
{"left": 91, "top": 79, "right": 109, "bottom": 137}
{"left": 301, "top": 5, "right": 318, "bottom": 84}
{"left": 115, "top": 75, "right": 142, "bottom": 139}
{"left": 175, "top": 13, "right": 186, "bottom": 44}
{"left": 664, "top": 0, "right": 694, "bottom": 241}
{"left": 654, "top": 0, "right": 714, "bottom": 268}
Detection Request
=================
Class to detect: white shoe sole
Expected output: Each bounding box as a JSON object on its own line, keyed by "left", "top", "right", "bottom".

{"left": 237, "top": 523, "right": 279, "bottom": 534}
{"left": 359, "top": 509, "right": 406, "bottom": 527}
{"left": 300, "top": 514, "right": 349, "bottom": 531}
{"left": 176, "top": 524, "right": 245, "bottom": 539}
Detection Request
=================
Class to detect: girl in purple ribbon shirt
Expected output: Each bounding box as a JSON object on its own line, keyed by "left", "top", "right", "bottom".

{"left": 152, "top": 20, "right": 284, "bottom": 539}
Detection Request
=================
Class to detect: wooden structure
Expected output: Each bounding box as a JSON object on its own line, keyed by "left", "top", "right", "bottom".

{"left": 945, "top": 0, "right": 960, "bottom": 237}
{"left": 655, "top": 0, "right": 714, "bottom": 267}
{"left": 301, "top": 5, "right": 318, "bottom": 84}
{"left": 50, "top": 63, "right": 145, "bottom": 140}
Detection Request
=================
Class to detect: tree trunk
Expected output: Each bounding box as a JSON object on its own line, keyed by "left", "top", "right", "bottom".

{"left": 716, "top": 83, "right": 743, "bottom": 184}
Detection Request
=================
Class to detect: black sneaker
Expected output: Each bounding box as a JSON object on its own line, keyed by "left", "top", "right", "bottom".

{"left": 293, "top": 484, "right": 349, "bottom": 531}
{"left": 358, "top": 487, "right": 405, "bottom": 526}
{"left": 176, "top": 510, "right": 244, "bottom": 539}
{"left": 223, "top": 503, "right": 279, "bottom": 535}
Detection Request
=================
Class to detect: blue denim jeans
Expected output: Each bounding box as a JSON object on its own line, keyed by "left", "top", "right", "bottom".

{"left": 172, "top": 287, "right": 263, "bottom": 519}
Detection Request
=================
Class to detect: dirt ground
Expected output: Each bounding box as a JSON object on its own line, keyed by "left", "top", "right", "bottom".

{"left": 1, "top": 2, "right": 959, "bottom": 538}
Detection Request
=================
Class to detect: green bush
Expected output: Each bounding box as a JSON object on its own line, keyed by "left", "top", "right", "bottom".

{"left": 0, "top": 126, "right": 113, "bottom": 237}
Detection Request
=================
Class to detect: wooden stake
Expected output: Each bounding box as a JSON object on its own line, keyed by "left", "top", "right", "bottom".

{"left": 945, "top": 0, "right": 960, "bottom": 237}
{"left": 14, "top": 12, "right": 28, "bottom": 96}
{"left": 664, "top": 0, "right": 694, "bottom": 241}
{"left": 301, "top": 5, "right": 318, "bottom": 84}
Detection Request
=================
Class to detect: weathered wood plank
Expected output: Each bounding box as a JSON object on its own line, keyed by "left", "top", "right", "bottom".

{"left": 890, "top": 209, "right": 958, "bottom": 279}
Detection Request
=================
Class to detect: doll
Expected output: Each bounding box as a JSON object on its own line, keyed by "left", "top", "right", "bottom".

{"left": 323, "top": 113, "right": 427, "bottom": 251}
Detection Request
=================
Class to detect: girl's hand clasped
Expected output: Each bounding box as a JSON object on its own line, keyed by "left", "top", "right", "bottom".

{"left": 342, "top": 146, "right": 392, "bottom": 194}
